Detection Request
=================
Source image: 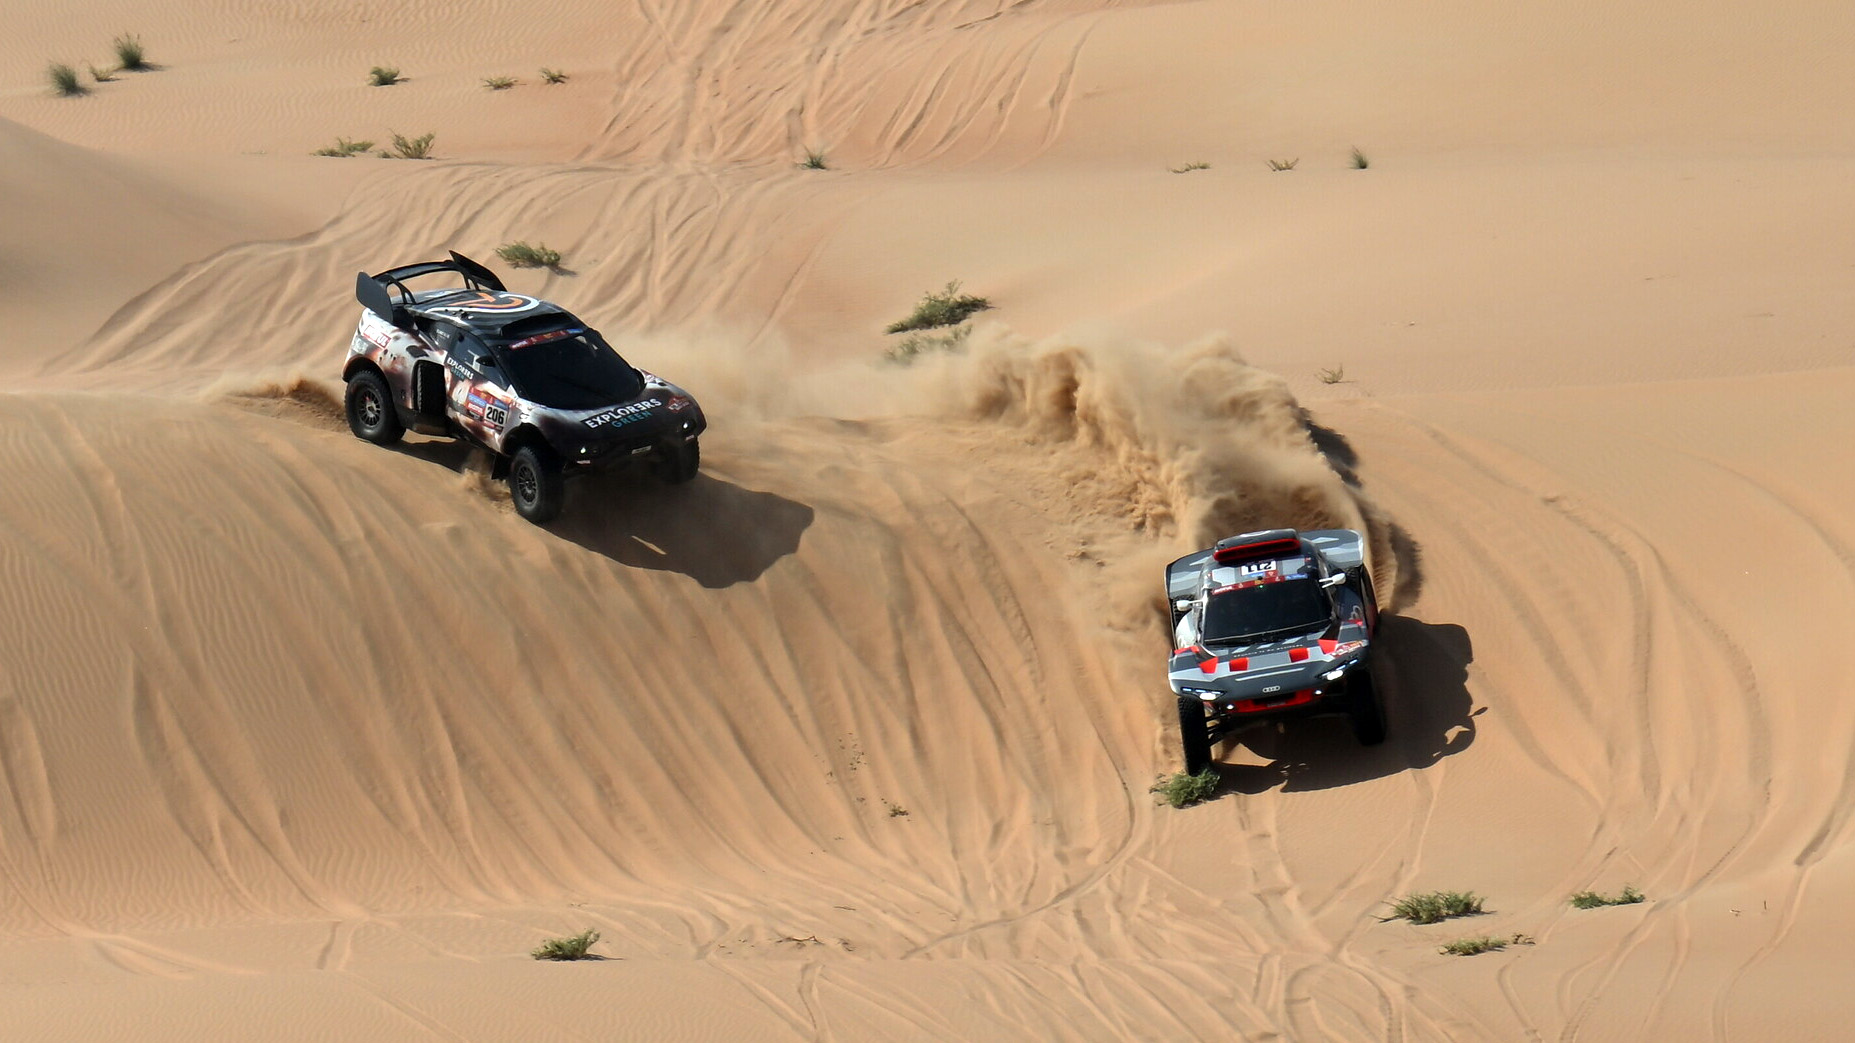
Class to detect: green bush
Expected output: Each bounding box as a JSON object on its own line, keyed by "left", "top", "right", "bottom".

{"left": 1439, "top": 933, "right": 1530, "bottom": 956}
{"left": 531, "top": 928, "right": 599, "bottom": 961}
{"left": 387, "top": 131, "right": 436, "bottom": 159}
{"left": 1388, "top": 891, "right": 1484, "bottom": 925}
{"left": 48, "top": 63, "right": 85, "bottom": 96}
{"left": 884, "top": 324, "right": 972, "bottom": 365}
{"left": 1170, "top": 161, "right": 1210, "bottom": 173}
{"left": 1152, "top": 768, "right": 1220, "bottom": 808}
{"left": 541, "top": 67, "right": 568, "bottom": 84}
{"left": 801, "top": 147, "right": 828, "bottom": 170}
{"left": 885, "top": 281, "right": 991, "bottom": 334}
{"left": 113, "top": 34, "right": 147, "bottom": 71}
{"left": 1569, "top": 885, "right": 1644, "bottom": 909}
{"left": 1266, "top": 157, "right": 1299, "bottom": 172}
{"left": 313, "top": 137, "right": 375, "bottom": 157}
{"left": 483, "top": 75, "right": 517, "bottom": 90}
{"left": 369, "top": 65, "right": 400, "bottom": 86}
{"left": 1350, "top": 147, "right": 1369, "bottom": 170}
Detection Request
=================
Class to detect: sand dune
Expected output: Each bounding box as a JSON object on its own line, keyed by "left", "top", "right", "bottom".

{"left": 3, "top": 0, "right": 1854, "bottom": 1038}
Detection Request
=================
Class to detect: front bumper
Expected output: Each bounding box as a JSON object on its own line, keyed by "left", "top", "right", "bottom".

{"left": 1176, "top": 655, "right": 1367, "bottom": 725}
{"left": 556, "top": 415, "right": 703, "bottom": 472}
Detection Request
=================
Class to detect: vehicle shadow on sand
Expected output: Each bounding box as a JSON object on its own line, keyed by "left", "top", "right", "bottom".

{"left": 551, "top": 471, "right": 814, "bottom": 589}
{"left": 383, "top": 440, "right": 813, "bottom": 588}
{"left": 1210, "top": 616, "right": 1479, "bottom": 795}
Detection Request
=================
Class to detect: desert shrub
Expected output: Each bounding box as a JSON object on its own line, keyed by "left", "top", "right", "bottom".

{"left": 483, "top": 75, "right": 517, "bottom": 90}
{"left": 801, "top": 147, "right": 828, "bottom": 170}
{"left": 313, "top": 137, "right": 376, "bottom": 157}
{"left": 541, "top": 67, "right": 568, "bottom": 84}
{"left": 1350, "top": 147, "right": 1369, "bottom": 170}
{"left": 369, "top": 65, "right": 400, "bottom": 86}
{"left": 113, "top": 34, "right": 147, "bottom": 71}
{"left": 49, "top": 63, "right": 85, "bottom": 96}
{"left": 1570, "top": 885, "right": 1644, "bottom": 909}
{"left": 89, "top": 63, "right": 116, "bottom": 83}
{"left": 1388, "top": 891, "right": 1484, "bottom": 925}
{"left": 531, "top": 928, "right": 599, "bottom": 961}
{"left": 1152, "top": 768, "right": 1220, "bottom": 808}
{"left": 1318, "top": 365, "right": 1346, "bottom": 384}
{"left": 1266, "top": 157, "right": 1299, "bottom": 172}
{"left": 387, "top": 131, "right": 436, "bottom": 159}
{"left": 1439, "top": 933, "right": 1530, "bottom": 956}
{"left": 1170, "top": 161, "right": 1210, "bottom": 173}
{"left": 883, "top": 324, "right": 972, "bottom": 365}
{"left": 496, "top": 241, "right": 562, "bottom": 269}
{"left": 885, "top": 281, "right": 991, "bottom": 334}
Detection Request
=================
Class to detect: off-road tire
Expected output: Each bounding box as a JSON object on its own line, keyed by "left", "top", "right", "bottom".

{"left": 656, "top": 437, "right": 700, "bottom": 484}
{"left": 1346, "top": 665, "right": 1387, "bottom": 746}
{"left": 509, "top": 445, "right": 565, "bottom": 524}
{"left": 1346, "top": 565, "right": 1379, "bottom": 609}
{"left": 1178, "top": 694, "right": 1214, "bottom": 774}
{"left": 345, "top": 371, "right": 404, "bottom": 446}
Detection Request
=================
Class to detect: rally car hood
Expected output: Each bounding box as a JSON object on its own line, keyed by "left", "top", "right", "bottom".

{"left": 531, "top": 371, "right": 704, "bottom": 456}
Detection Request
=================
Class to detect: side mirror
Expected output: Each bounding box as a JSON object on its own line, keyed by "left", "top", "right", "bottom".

{"left": 1320, "top": 573, "right": 1347, "bottom": 589}
{"left": 1173, "top": 599, "right": 1193, "bottom": 613}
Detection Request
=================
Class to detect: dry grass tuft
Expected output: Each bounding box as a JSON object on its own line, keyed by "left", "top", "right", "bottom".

{"left": 496, "top": 241, "right": 563, "bottom": 270}
{"left": 531, "top": 928, "right": 599, "bottom": 961}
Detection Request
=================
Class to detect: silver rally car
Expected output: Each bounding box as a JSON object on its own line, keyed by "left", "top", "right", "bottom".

{"left": 1167, "top": 528, "right": 1384, "bottom": 773}
{"left": 341, "top": 252, "right": 706, "bottom": 523}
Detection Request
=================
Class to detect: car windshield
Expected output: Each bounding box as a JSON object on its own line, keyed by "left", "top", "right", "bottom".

{"left": 493, "top": 327, "right": 643, "bottom": 411}
{"left": 1201, "top": 578, "right": 1331, "bottom": 644}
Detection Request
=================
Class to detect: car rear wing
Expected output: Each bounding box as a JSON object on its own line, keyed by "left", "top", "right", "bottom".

{"left": 355, "top": 250, "right": 506, "bottom": 324}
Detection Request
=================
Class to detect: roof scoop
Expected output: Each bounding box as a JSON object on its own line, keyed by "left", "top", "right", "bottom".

{"left": 1212, "top": 529, "right": 1302, "bottom": 565}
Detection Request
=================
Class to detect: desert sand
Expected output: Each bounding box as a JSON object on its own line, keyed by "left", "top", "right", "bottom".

{"left": 2, "top": 0, "right": 1853, "bottom": 1039}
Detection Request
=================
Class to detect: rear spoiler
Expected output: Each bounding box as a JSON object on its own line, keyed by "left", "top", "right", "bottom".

{"left": 355, "top": 250, "right": 506, "bottom": 324}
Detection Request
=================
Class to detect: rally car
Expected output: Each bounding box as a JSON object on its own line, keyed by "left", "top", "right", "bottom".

{"left": 341, "top": 251, "right": 706, "bottom": 523}
{"left": 1167, "top": 528, "right": 1384, "bottom": 773}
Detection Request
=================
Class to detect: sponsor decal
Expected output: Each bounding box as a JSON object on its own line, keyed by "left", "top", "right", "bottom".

{"left": 466, "top": 387, "right": 512, "bottom": 429}
{"left": 583, "top": 398, "right": 662, "bottom": 430}
{"left": 436, "top": 291, "right": 538, "bottom": 313}
{"left": 359, "top": 320, "right": 392, "bottom": 350}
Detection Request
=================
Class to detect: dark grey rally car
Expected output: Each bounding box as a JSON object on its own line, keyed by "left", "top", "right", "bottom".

{"left": 1166, "top": 528, "right": 1384, "bottom": 773}
{"left": 341, "top": 252, "right": 706, "bottom": 522}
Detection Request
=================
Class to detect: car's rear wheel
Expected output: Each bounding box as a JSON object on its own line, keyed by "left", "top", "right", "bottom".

{"left": 656, "top": 437, "right": 699, "bottom": 484}
{"left": 345, "top": 370, "right": 404, "bottom": 446}
{"left": 1346, "top": 665, "right": 1387, "bottom": 746}
{"left": 509, "top": 445, "right": 564, "bottom": 524}
{"left": 1178, "top": 694, "right": 1214, "bottom": 774}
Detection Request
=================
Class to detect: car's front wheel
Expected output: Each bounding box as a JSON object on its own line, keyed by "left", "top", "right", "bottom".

{"left": 1177, "top": 694, "right": 1213, "bottom": 774}
{"left": 1346, "top": 666, "right": 1387, "bottom": 746}
{"left": 345, "top": 370, "right": 404, "bottom": 446}
{"left": 656, "top": 437, "right": 699, "bottom": 484}
{"left": 508, "top": 445, "right": 564, "bottom": 524}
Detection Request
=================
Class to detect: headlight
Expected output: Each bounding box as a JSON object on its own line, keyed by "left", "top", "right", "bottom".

{"left": 1177, "top": 685, "right": 1219, "bottom": 700}
{"left": 1321, "top": 656, "right": 1365, "bottom": 683}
